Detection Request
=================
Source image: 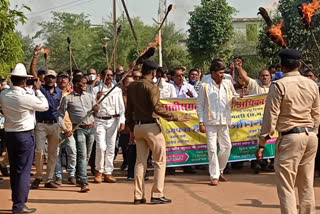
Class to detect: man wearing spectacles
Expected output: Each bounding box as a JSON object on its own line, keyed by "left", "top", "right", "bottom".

{"left": 132, "top": 70, "right": 142, "bottom": 81}
{"left": 92, "top": 69, "right": 125, "bottom": 183}
{"left": 171, "top": 68, "right": 198, "bottom": 98}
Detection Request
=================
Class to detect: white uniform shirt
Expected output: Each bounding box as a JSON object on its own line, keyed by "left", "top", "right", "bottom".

{"left": 248, "top": 78, "right": 270, "bottom": 95}
{"left": 0, "top": 86, "right": 48, "bottom": 132}
{"left": 197, "top": 79, "right": 236, "bottom": 126}
{"left": 92, "top": 83, "right": 125, "bottom": 125}
{"left": 202, "top": 73, "right": 234, "bottom": 83}
{"left": 157, "top": 78, "right": 177, "bottom": 98}
{"left": 172, "top": 82, "right": 198, "bottom": 98}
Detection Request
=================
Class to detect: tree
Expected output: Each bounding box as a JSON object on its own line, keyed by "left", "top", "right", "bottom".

{"left": 104, "top": 17, "right": 190, "bottom": 70}
{"left": 33, "top": 12, "right": 190, "bottom": 73}
{"left": 257, "top": 0, "right": 320, "bottom": 69}
{"left": 187, "top": 0, "right": 236, "bottom": 69}
{"left": 158, "top": 23, "right": 191, "bottom": 70}
{"left": 16, "top": 32, "right": 34, "bottom": 67}
{"left": 0, "top": 0, "right": 29, "bottom": 76}
{"left": 233, "top": 32, "right": 268, "bottom": 78}
{"left": 33, "top": 12, "right": 107, "bottom": 72}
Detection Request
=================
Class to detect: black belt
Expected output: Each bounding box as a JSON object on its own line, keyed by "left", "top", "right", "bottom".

{"left": 96, "top": 115, "right": 120, "bottom": 120}
{"left": 281, "top": 127, "right": 313, "bottom": 136}
{"left": 74, "top": 123, "right": 95, "bottom": 129}
{"left": 37, "top": 120, "right": 57, "bottom": 124}
{"left": 135, "top": 119, "right": 157, "bottom": 125}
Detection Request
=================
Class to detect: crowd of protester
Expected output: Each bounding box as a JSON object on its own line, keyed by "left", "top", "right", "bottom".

{"left": 0, "top": 46, "right": 319, "bottom": 191}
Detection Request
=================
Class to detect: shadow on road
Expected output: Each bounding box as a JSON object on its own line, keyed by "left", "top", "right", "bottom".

{"left": 0, "top": 209, "right": 12, "bottom": 214}
{"left": 28, "top": 198, "right": 133, "bottom": 205}
{"left": 0, "top": 179, "right": 10, "bottom": 189}
{"left": 174, "top": 183, "right": 232, "bottom": 214}
{"left": 237, "top": 199, "right": 320, "bottom": 210}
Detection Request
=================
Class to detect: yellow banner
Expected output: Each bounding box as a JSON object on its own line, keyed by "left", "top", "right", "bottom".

{"left": 159, "top": 95, "right": 276, "bottom": 167}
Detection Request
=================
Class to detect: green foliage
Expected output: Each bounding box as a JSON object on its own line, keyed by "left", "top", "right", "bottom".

{"left": 187, "top": 0, "right": 236, "bottom": 69}
{"left": 233, "top": 32, "right": 268, "bottom": 77}
{"left": 246, "top": 24, "right": 258, "bottom": 41}
{"left": 32, "top": 12, "right": 190, "bottom": 73}
{"left": 16, "top": 32, "right": 34, "bottom": 66}
{"left": 33, "top": 12, "right": 107, "bottom": 73}
{"left": 257, "top": 0, "right": 320, "bottom": 69}
{"left": 158, "top": 24, "right": 191, "bottom": 70}
{"left": 0, "top": 0, "right": 29, "bottom": 76}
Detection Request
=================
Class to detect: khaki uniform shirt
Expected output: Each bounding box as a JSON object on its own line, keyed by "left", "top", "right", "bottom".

{"left": 259, "top": 71, "right": 320, "bottom": 146}
{"left": 248, "top": 78, "right": 270, "bottom": 95}
{"left": 126, "top": 78, "right": 178, "bottom": 131}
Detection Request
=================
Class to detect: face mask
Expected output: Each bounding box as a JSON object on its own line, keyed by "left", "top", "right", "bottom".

{"left": 88, "top": 74, "right": 96, "bottom": 81}
{"left": 153, "top": 77, "right": 157, "bottom": 83}
{"left": 1, "top": 82, "right": 6, "bottom": 85}
{"left": 189, "top": 79, "right": 197, "bottom": 85}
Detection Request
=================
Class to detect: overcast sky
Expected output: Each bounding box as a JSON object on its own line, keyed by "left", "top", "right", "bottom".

{"left": 13, "top": 0, "right": 278, "bottom": 36}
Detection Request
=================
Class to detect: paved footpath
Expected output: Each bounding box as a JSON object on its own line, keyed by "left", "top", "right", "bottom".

{"left": 1, "top": 159, "right": 320, "bottom": 214}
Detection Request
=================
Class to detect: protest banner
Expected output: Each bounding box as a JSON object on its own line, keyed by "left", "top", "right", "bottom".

{"left": 159, "top": 94, "right": 276, "bottom": 167}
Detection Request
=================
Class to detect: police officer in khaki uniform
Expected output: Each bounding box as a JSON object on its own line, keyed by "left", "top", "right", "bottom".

{"left": 256, "top": 49, "right": 320, "bottom": 214}
{"left": 126, "top": 59, "right": 190, "bottom": 205}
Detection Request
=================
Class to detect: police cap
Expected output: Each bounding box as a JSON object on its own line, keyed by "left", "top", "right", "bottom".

{"left": 279, "top": 49, "right": 302, "bottom": 61}
{"left": 141, "top": 59, "right": 159, "bottom": 71}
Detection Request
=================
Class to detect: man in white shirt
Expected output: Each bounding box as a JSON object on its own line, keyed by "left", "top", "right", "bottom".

{"left": 92, "top": 69, "right": 125, "bottom": 183}
{"left": 172, "top": 68, "right": 198, "bottom": 98}
{"left": 196, "top": 59, "right": 238, "bottom": 186}
{"left": 156, "top": 67, "right": 177, "bottom": 98}
{"left": 236, "top": 60, "right": 271, "bottom": 95}
{"left": 0, "top": 63, "right": 48, "bottom": 214}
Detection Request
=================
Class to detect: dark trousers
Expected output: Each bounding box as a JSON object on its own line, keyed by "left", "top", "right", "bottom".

{"left": 127, "top": 144, "right": 136, "bottom": 178}
{"left": 119, "top": 133, "right": 130, "bottom": 167}
{"left": 6, "top": 130, "right": 35, "bottom": 212}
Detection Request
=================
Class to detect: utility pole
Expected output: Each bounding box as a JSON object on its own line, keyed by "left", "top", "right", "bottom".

{"left": 113, "top": 0, "right": 117, "bottom": 72}
{"left": 158, "top": 0, "right": 166, "bottom": 67}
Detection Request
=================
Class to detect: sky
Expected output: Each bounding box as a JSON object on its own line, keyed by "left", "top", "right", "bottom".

{"left": 13, "top": 0, "right": 278, "bottom": 36}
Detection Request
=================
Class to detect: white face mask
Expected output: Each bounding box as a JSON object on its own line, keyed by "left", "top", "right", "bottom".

{"left": 153, "top": 77, "right": 157, "bottom": 83}
{"left": 88, "top": 74, "right": 96, "bottom": 81}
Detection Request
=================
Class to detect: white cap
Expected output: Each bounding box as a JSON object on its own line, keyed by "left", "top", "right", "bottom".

{"left": 10, "top": 63, "right": 33, "bottom": 78}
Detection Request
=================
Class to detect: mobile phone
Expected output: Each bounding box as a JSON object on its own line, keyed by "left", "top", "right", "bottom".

{"left": 26, "top": 78, "right": 37, "bottom": 86}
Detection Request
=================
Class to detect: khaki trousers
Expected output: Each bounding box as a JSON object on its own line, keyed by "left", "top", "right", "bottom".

{"left": 134, "top": 123, "right": 166, "bottom": 199}
{"left": 35, "top": 123, "right": 59, "bottom": 182}
{"left": 275, "top": 131, "right": 317, "bottom": 214}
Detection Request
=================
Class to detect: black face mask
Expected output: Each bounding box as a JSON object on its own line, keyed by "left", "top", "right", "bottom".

{"left": 189, "top": 79, "right": 197, "bottom": 85}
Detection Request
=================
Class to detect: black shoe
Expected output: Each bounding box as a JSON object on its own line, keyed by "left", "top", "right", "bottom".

{"left": 30, "top": 178, "right": 41, "bottom": 189}
{"left": 134, "top": 198, "right": 146, "bottom": 205}
{"left": 254, "top": 165, "right": 261, "bottom": 174}
{"left": 44, "top": 181, "right": 59, "bottom": 188}
{"left": 151, "top": 196, "right": 172, "bottom": 204}
{"left": 0, "top": 165, "right": 9, "bottom": 176}
{"left": 166, "top": 168, "right": 175, "bottom": 175}
{"left": 68, "top": 176, "right": 76, "bottom": 185}
{"left": 183, "top": 166, "right": 196, "bottom": 174}
{"left": 121, "top": 164, "right": 127, "bottom": 171}
{"left": 80, "top": 184, "right": 90, "bottom": 193}
{"left": 0, "top": 177, "right": 3, "bottom": 183}
{"left": 55, "top": 177, "right": 62, "bottom": 186}
{"left": 13, "top": 205, "right": 36, "bottom": 213}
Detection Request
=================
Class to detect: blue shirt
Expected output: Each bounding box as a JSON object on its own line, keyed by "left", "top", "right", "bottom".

{"left": 36, "top": 85, "right": 62, "bottom": 121}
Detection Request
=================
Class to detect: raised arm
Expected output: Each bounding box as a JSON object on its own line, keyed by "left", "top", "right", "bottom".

{"left": 30, "top": 45, "right": 42, "bottom": 78}
{"left": 235, "top": 59, "right": 250, "bottom": 86}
